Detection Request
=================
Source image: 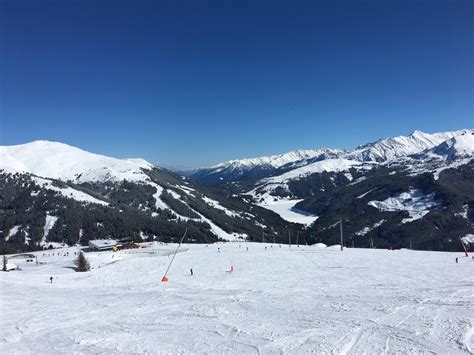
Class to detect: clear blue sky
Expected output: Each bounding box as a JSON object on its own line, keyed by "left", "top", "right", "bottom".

{"left": 1, "top": 0, "right": 473, "bottom": 168}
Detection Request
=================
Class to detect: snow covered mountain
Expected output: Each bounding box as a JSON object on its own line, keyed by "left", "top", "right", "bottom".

{"left": 0, "top": 140, "right": 153, "bottom": 183}
{"left": 190, "top": 129, "right": 474, "bottom": 251}
{"left": 211, "top": 148, "right": 342, "bottom": 170}
{"left": 418, "top": 131, "right": 474, "bottom": 161}
{"left": 192, "top": 129, "right": 474, "bottom": 185}
{"left": 191, "top": 148, "right": 342, "bottom": 185}
{"left": 1, "top": 141, "right": 307, "bottom": 253}
{"left": 345, "top": 129, "right": 469, "bottom": 162}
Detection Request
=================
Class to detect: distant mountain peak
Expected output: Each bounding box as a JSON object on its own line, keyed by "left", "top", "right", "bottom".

{"left": 0, "top": 140, "right": 154, "bottom": 183}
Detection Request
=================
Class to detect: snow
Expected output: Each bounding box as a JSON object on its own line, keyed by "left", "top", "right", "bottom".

{"left": 177, "top": 185, "right": 197, "bottom": 196}
{"left": 202, "top": 196, "right": 239, "bottom": 217}
{"left": 346, "top": 129, "right": 471, "bottom": 162}
{"left": 261, "top": 158, "right": 367, "bottom": 185}
{"left": 356, "top": 187, "right": 377, "bottom": 199}
{"left": 368, "top": 189, "right": 441, "bottom": 223}
{"left": 5, "top": 225, "right": 20, "bottom": 241}
{"left": 455, "top": 205, "right": 469, "bottom": 220}
{"left": 40, "top": 214, "right": 59, "bottom": 246}
{"left": 0, "top": 140, "right": 153, "bottom": 183}
{"left": 1, "top": 244, "right": 472, "bottom": 354}
{"left": 31, "top": 176, "right": 108, "bottom": 206}
{"left": 422, "top": 132, "right": 474, "bottom": 161}
{"left": 355, "top": 220, "right": 385, "bottom": 236}
{"left": 210, "top": 148, "right": 342, "bottom": 170}
{"left": 254, "top": 195, "right": 318, "bottom": 226}
{"left": 348, "top": 176, "right": 368, "bottom": 186}
{"left": 149, "top": 183, "right": 245, "bottom": 241}
{"left": 461, "top": 234, "right": 474, "bottom": 244}
{"left": 23, "top": 232, "right": 31, "bottom": 245}
{"left": 431, "top": 157, "right": 474, "bottom": 180}
{"left": 149, "top": 182, "right": 170, "bottom": 211}
{"left": 3, "top": 262, "right": 18, "bottom": 271}
{"left": 200, "top": 129, "right": 473, "bottom": 180}
{"left": 190, "top": 210, "right": 247, "bottom": 242}
{"left": 246, "top": 159, "right": 370, "bottom": 225}
{"left": 167, "top": 189, "right": 182, "bottom": 199}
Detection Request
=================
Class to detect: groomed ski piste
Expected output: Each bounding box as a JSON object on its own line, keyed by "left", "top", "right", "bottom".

{"left": 1, "top": 243, "right": 473, "bottom": 354}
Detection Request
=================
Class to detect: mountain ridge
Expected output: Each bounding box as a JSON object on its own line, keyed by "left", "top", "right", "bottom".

{"left": 191, "top": 129, "right": 473, "bottom": 185}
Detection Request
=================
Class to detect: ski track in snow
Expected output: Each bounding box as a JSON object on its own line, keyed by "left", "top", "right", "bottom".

{"left": 1, "top": 244, "right": 473, "bottom": 354}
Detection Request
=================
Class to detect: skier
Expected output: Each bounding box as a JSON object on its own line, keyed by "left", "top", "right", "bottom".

{"left": 456, "top": 257, "right": 458, "bottom": 264}
{"left": 218, "top": 247, "right": 220, "bottom": 253}
{"left": 190, "top": 268, "right": 193, "bottom": 276}
{"left": 49, "top": 276, "right": 53, "bottom": 284}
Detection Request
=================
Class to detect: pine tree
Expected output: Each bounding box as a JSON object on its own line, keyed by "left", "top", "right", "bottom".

{"left": 75, "top": 252, "right": 90, "bottom": 272}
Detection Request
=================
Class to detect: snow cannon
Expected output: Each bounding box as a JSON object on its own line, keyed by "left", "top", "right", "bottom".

{"left": 161, "top": 276, "right": 169, "bottom": 282}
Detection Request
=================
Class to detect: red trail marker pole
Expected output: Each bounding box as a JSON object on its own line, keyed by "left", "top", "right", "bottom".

{"left": 460, "top": 237, "right": 469, "bottom": 257}
{"left": 162, "top": 229, "right": 187, "bottom": 282}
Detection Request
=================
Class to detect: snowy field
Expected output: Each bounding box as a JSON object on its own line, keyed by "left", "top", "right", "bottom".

{"left": 1, "top": 243, "right": 473, "bottom": 354}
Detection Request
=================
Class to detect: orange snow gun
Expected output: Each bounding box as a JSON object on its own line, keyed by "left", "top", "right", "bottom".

{"left": 161, "top": 276, "right": 169, "bottom": 282}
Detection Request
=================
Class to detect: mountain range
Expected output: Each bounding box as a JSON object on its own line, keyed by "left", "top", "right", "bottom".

{"left": 1, "top": 129, "right": 473, "bottom": 253}
{"left": 191, "top": 129, "right": 473, "bottom": 185}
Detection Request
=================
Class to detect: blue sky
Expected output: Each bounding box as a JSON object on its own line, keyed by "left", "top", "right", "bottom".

{"left": 1, "top": 0, "right": 473, "bottom": 168}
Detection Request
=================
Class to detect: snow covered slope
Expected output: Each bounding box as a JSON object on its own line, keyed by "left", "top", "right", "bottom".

{"left": 260, "top": 158, "right": 369, "bottom": 187}
{"left": 368, "top": 189, "right": 441, "bottom": 224}
{"left": 0, "top": 140, "right": 154, "bottom": 183}
{"left": 1, "top": 244, "right": 472, "bottom": 354}
{"left": 420, "top": 131, "right": 474, "bottom": 161}
{"left": 346, "top": 129, "right": 469, "bottom": 162}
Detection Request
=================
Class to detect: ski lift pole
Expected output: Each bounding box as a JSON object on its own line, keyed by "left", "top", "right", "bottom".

{"left": 460, "top": 237, "right": 469, "bottom": 257}
{"left": 162, "top": 229, "right": 187, "bottom": 282}
{"left": 339, "top": 219, "right": 344, "bottom": 251}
